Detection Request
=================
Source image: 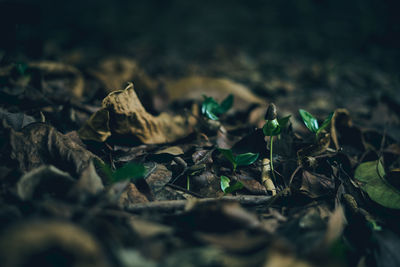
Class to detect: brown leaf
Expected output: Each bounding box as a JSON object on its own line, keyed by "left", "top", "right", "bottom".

{"left": 300, "top": 170, "right": 335, "bottom": 198}
{"left": 17, "top": 165, "right": 75, "bottom": 200}
{"left": 118, "top": 183, "right": 149, "bottom": 208}
{"left": 68, "top": 161, "right": 104, "bottom": 200}
{"left": 79, "top": 83, "right": 196, "bottom": 144}
{"left": 10, "top": 123, "right": 100, "bottom": 178}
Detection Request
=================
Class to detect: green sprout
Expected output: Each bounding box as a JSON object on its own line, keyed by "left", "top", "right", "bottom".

{"left": 201, "top": 94, "right": 233, "bottom": 120}
{"left": 299, "top": 109, "right": 333, "bottom": 138}
{"left": 263, "top": 103, "right": 291, "bottom": 181}
{"left": 220, "top": 175, "right": 244, "bottom": 194}
{"left": 95, "top": 160, "right": 146, "bottom": 183}
{"left": 218, "top": 148, "right": 259, "bottom": 172}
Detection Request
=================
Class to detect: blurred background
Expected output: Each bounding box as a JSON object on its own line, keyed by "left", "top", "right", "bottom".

{"left": 1, "top": 0, "right": 400, "bottom": 69}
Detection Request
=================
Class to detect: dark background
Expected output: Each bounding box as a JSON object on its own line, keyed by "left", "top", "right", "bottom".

{"left": 1, "top": 0, "right": 400, "bottom": 70}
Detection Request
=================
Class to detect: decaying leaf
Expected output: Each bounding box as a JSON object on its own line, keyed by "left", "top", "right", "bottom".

{"left": 79, "top": 83, "right": 196, "bottom": 144}
{"left": 10, "top": 123, "right": 100, "bottom": 178}
{"left": 164, "top": 76, "right": 264, "bottom": 110}
{"left": 118, "top": 183, "right": 149, "bottom": 208}
{"left": 300, "top": 170, "right": 335, "bottom": 198}
{"left": 68, "top": 161, "right": 105, "bottom": 200}
{"left": 17, "top": 165, "right": 75, "bottom": 200}
{"left": 0, "top": 108, "right": 37, "bottom": 131}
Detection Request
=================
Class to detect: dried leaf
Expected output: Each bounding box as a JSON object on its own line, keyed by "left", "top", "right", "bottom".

{"left": 300, "top": 170, "right": 335, "bottom": 198}
{"left": 68, "top": 161, "right": 104, "bottom": 200}
{"left": 79, "top": 83, "right": 196, "bottom": 144}
{"left": 17, "top": 165, "right": 75, "bottom": 200}
{"left": 118, "top": 183, "right": 149, "bottom": 208}
{"left": 10, "top": 123, "right": 100, "bottom": 178}
{"left": 0, "top": 108, "right": 36, "bottom": 131}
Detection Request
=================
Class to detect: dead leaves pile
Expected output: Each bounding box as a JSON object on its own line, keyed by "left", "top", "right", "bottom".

{"left": 0, "top": 55, "right": 400, "bottom": 267}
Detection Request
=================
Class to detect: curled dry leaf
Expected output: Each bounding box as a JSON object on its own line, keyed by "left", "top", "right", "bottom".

{"left": 299, "top": 170, "right": 335, "bottom": 199}
{"left": 17, "top": 165, "right": 75, "bottom": 201}
{"left": 79, "top": 83, "right": 196, "bottom": 144}
{"left": 165, "top": 76, "right": 264, "bottom": 110}
{"left": 10, "top": 123, "right": 100, "bottom": 178}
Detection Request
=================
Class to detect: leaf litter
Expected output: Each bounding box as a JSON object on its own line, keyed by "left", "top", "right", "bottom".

{"left": 0, "top": 53, "right": 399, "bottom": 267}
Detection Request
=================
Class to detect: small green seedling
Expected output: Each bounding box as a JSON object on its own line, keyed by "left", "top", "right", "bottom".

{"left": 202, "top": 94, "right": 233, "bottom": 120}
{"left": 220, "top": 175, "right": 244, "bottom": 194}
{"left": 95, "top": 160, "right": 146, "bottom": 183}
{"left": 299, "top": 109, "right": 333, "bottom": 137}
{"left": 263, "top": 103, "right": 291, "bottom": 180}
{"left": 218, "top": 148, "right": 259, "bottom": 171}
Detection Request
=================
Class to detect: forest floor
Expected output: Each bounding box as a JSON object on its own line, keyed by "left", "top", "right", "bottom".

{"left": 1, "top": 4, "right": 400, "bottom": 265}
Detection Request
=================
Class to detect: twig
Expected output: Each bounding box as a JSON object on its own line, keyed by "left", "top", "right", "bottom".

{"left": 125, "top": 195, "right": 273, "bottom": 213}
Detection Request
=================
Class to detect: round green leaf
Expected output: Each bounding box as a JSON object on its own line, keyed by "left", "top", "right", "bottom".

{"left": 235, "top": 152, "right": 259, "bottom": 167}
{"left": 354, "top": 160, "right": 400, "bottom": 209}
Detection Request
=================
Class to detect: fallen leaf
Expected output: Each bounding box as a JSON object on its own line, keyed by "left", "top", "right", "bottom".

{"left": 17, "top": 165, "right": 75, "bottom": 200}
{"left": 68, "top": 161, "right": 104, "bottom": 200}
{"left": 300, "top": 170, "right": 335, "bottom": 198}
{"left": 0, "top": 108, "right": 37, "bottom": 131}
{"left": 354, "top": 160, "right": 400, "bottom": 209}
{"left": 79, "top": 83, "right": 196, "bottom": 144}
{"left": 118, "top": 183, "right": 149, "bottom": 208}
{"left": 10, "top": 123, "right": 100, "bottom": 178}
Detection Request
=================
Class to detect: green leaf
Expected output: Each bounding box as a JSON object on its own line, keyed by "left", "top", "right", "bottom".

{"left": 277, "top": 115, "right": 291, "bottom": 129}
{"left": 263, "top": 119, "right": 281, "bottom": 136}
{"left": 201, "top": 97, "right": 220, "bottom": 120}
{"left": 317, "top": 112, "right": 334, "bottom": 135}
{"left": 220, "top": 176, "right": 231, "bottom": 192}
{"left": 220, "top": 176, "right": 243, "bottom": 194}
{"left": 217, "top": 94, "right": 234, "bottom": 114}
{"left": 299, "top": 109, "right": 319, "bottom": 133}
{"left": 225, "top": 181, "right": 244, "bottom": 194}
{"left": 112, "top": 162, "right": 146, "bottom": 183}
{"left": 202, "top": 95, "right": 234, "bottom": 120}
{"left": 235, "top": 152, "right": 259, "bottom": 167}
{"left": 354, "top": 160, "right": 400, "bottom": 209}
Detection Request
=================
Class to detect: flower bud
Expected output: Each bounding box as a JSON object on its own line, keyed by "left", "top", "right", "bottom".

{"left": 265, "top": 103, "right": 277, "bottom": 120}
